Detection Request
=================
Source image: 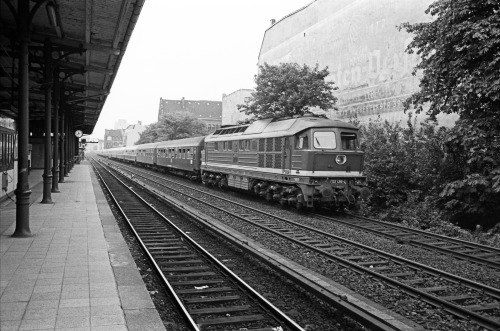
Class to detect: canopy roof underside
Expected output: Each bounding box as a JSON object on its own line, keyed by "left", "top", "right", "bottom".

{"left": 0, "top": 0, "right": 145, "bottom": 134}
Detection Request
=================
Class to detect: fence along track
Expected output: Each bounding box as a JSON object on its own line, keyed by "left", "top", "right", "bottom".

{"left": 313, "top": 213, "right": 500, "bottom": 270}
{"left": 90, "top": 158, "right": 303, "bottom": 331}
{"left": 100, "top": 158, "right": 500, "bottom": 330}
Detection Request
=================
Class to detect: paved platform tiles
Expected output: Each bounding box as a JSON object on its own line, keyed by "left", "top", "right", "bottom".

{"left": 0, "top": 162, "right": 165, "bottom": 330}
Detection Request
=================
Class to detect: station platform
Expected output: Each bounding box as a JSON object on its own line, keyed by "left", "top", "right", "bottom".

{"left": 0, "top": 162, "right": 165, "bottom": 330}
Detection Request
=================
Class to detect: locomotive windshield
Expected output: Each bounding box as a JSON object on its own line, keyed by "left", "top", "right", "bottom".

{"left": 313, "top": 131, "right": 337, "bottom": 149}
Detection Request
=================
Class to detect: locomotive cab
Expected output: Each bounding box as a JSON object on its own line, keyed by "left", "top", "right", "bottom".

{"left": 290, "top": 127, "right": 366, "bottom": 208}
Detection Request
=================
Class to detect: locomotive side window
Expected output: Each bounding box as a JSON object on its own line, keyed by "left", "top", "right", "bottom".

{"left": 313, "top": 132, "right": 336, "bottom": 149}
{"left": 295, "top": 135, "right": 309, "bottom": 149}
{"left": 341, "top": 132, "right": 358, "bottom": 150}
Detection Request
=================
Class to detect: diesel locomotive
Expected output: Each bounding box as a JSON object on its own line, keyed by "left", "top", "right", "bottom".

{"left": 98, "top": 115, "right": 367, "bottom": 209}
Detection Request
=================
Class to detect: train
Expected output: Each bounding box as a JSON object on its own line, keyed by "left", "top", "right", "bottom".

{"left": 1, "top": 115, "right": 18, "bottom": 202}
{"left": 98, "top": 115, "right": 367, "bottom": 209}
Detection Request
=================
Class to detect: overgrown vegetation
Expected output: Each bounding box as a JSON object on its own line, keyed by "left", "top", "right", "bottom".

{"left": 354, "top": 114, "right": 500, "bottom": 246}
{"left": 391, "top": 0, "right": 500, "bottom": 233}
{"left": 136, "top": 111, "right": 208, "bottom": 144}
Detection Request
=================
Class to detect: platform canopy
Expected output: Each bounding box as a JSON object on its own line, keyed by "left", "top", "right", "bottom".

{"left": 0, "top": 0, "right": 145, "bottom": 134}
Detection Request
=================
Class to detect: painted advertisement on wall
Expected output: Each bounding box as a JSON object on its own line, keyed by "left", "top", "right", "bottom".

{"left": 258, "top": 0, "right": 433, "bottom": 121}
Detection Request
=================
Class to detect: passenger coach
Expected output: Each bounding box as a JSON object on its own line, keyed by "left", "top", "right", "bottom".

{"left": 155, "top": 136, "right": 204, "bottom": 178}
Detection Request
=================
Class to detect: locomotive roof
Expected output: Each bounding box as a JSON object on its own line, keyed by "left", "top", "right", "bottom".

{"left": 155, "top": 136, "right": 205, "bottom": 148}
{"left": 135, "top": 142, "right": 158, "bottom": 150}
{"left": 206, "top": 116, "right": 358, "bottom": 141}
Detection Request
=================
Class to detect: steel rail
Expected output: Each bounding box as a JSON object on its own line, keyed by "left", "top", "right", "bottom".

{"left": 313, "top": 212, "right": 500, "bottom": 269}
{"left": 91, "top": 157, "right": 305, "bottom": 331}
{"left": 102, "top": 159, "right": 500, "bottom": 330}
{"left": 90, "top": 159, "right": 200, "bottom": 331}
{"left": 99, "top": 158, "right": 412, "bottom": 331}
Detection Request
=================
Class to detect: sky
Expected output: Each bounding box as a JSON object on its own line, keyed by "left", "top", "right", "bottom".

{"left": 88, "top": 0, "right": 312, "bottom": 139}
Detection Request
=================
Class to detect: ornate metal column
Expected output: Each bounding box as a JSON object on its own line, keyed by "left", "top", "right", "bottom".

{"left": 51, "top": 65, "right": 60, "bottom": 193}
{"left": 13, "top": 0, "right": 32, "bottom": 237}
{"left": 41, "top": 40, "right": 53, "bottom": 203}
{"left": 59, "top": 99, "right": 66, "bottom": 182}
{"left": 64, "top": 112, "right": 69, "bottom": 176}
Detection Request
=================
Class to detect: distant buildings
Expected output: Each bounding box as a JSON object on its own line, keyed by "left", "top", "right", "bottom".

{"left": 114, "top": 119, "right": 128, "bottom": 130}
{"left": 104, "top": 129, "right": 123, "bottom": 149}
{"left": 158, "top": 97, "right": 222, "bottom": 132}
{"left": 222, "top": 89, "right": 254, "bottom": 126}
{"left": 123, "top": 122, "right": 146, "bottom": 147}
{"left": 103, "top": 120, "right": 145, "bottom": 149}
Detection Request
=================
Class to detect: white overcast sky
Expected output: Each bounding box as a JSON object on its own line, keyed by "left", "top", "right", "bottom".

{"left": 89, "top": 0, "right": 312, "bottom": 139}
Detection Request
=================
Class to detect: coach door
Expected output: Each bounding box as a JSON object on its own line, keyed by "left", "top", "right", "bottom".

{"left": 282, "top": 137, "right": 292, "bottom": 174}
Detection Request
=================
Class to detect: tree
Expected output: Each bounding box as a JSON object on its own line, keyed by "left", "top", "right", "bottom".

{"left": 399, "top": 0, "right": 500, "bottom": 119}
{"left": 161, "top": 111, "right": 208, "bottom": 140}
{"left": 136, "top": 112, "right": 208, "bottom": 144}
{"left": 238, "top": 63, "right": 337, "bottom": 119}
{"left": 135, "top": 122, "right": 163, "bottom": 144}
{"left": 400, "top": 0, "right": 500, "bottom": 226}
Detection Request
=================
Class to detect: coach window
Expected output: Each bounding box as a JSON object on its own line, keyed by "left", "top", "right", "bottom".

{"left": 313, "top": 131, "right": 336, "bottom": 149}
{"left": 228, "top": 141, "right": 233, "bottom": 151}
{"left": 295, "top": 134, "right": 309, "bottom": 149}
{"left": 239, "top": 140, "right": 244, "bottom": 150}
{"left": 192, "top": 148, "right": 197, "bottom": 159}
{"left": 223, "top": 141, "right": 228, "bottom": 151}
{"left": 214, "top": 142, "right": 218, "bottom": 151}
{"left": 186, "top": 148, "right": 191, "bottom": 159}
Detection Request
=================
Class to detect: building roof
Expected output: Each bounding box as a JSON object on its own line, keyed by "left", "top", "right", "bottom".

{"left": 0, "top": 0, "right": 145, "bottom": 134}
{"left": 159, "top": 97, "right": 222, "bottom": 120}
{"left": 104, "top": 129, "right": 123, "bottom": 139}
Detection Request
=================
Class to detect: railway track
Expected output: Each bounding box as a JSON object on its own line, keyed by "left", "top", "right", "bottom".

{"left": 101, "top": 158, "right": 500, "bottom": 330}
{"left": 312, "top": 213, "right": 500, "bottom": 270}
{"left": 90, "top": 158, "right": 304, "bottom": 331}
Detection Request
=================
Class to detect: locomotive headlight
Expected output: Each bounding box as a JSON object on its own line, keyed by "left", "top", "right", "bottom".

{"left": 335, "top": 155, "right": 347, "bottom": 165}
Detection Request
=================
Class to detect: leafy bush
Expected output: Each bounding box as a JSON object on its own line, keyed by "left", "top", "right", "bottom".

{"left": 439, "top": 116, "right": 500, "bottom": 227}
{"left": 357, "top": 114, "right": 446, "bottom": 210}
{"left": 353, "top": 113, "right": 500, "bottom": 235}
